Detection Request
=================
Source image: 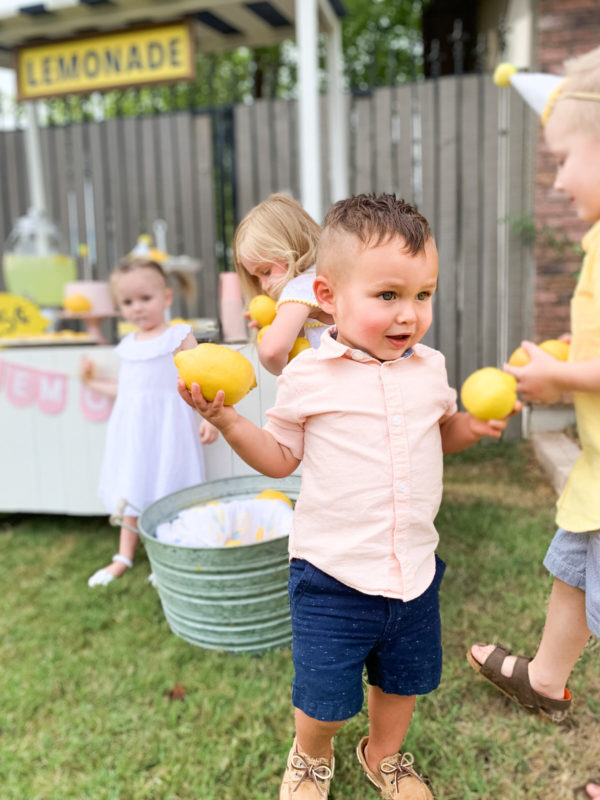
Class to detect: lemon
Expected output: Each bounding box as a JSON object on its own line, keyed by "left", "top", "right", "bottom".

{"left": 508, "top": 346, "right": 529, "bottom": 367}
{"left": 288, "top": 336, "right": 311, "bottom": 362}
{"left": 493, "top": 62, "right": 518, "bottom": 87}
{"left": 174, "top": 343, "right": 257, "bottom": 405}
{"left": 248, "top": 295, "right": 277, "bottom": 328}
{"left": 508, "top": 339, "right": 569, "bottom": 367}
{"left": 256, "top": 324, "right": 271, "bottom": 344}
{"left": 460, "top": 367, "right": 517, "bottom": 421}
{"left": 540, "top": 339, "right": 569, "bottom": 361}
{"left": 255, "top": 489, "right": 293, "bottom": 507}
{"left": 169, "top": 317, "right": 188, "bottom": 325}
{"left": 63, "top": 293, "right": 92, "bottom": 312}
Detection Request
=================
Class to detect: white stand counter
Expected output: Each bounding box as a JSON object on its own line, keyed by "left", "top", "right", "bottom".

{"left": 0, "top": 342, "right": 279, "bottom": 515}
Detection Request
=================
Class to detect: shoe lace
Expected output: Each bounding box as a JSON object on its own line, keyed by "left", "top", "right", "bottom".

{"left": 380, "top": 752, "right": 421, "bottom": 794}
{"left": 290, "top": 753, "right": 333, "bottom": 797}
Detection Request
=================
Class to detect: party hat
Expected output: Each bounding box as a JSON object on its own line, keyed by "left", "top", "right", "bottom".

{"left": 494, "top": 62, "right": 563, "bottom": 117}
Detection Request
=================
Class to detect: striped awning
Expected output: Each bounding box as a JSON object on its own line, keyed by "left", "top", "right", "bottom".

{"left": 0, "top": 0, "right": 346, "bottom": 66}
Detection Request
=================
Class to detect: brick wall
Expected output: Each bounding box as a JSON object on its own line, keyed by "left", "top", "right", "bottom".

{"left": 533, "top": 0, "right": 600, "bottom": 340}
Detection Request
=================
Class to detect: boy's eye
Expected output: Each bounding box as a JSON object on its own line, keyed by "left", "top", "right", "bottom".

{"left": 380, "top": 291, "right": 395, "bottom": 301}
{"left": 417, "top": 291, "right": 431, "bottom": 301}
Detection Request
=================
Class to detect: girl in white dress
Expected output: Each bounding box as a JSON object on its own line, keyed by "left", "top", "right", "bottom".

{"left": 234, "top": 193, "right": 333, "bottom": 375}
{"left": 80, "top": 258, "right": 217, "bottom": 587}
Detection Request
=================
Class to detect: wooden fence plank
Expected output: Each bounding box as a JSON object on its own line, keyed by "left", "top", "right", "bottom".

{"left": 436, "top": 75, "right": 459, "bottom": 386}
{"left": 86, "top": 120, "right": 109, "bottom": 279}
{"left": 139, "top": 116, "right": 159, "bottom": 238}
{"left": 392, "top": 84, "right": 414, "bottom": 202}
{"left": 459, "top": 74, "right": 482, "bottom": 379}
{"left": 234, "top": 103, "right": 255, "bottom": 220}
{"left": 194, "top": 113, "right": 218, "bottom": 318}
{"left": 352, "top": 95, "right": 373, "bottom": 195}
{"left": 272, "top": 98, "right": 294, "bottom": 196}
{"left": 374, "top": 87, "right": 393, "bottom": 193}
{"left": 122, "top": 117, "right": 141, "bottom": 257}
{"left": 254, "top": 99, "right": 274, "bottom": 202}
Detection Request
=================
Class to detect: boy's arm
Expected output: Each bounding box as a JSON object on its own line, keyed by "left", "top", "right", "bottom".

{"left": 440, "top": 409, "right": 518, "bottom": 454}
{"left": 178, "top": 379, "right": 300, "bottom": 477}
{"left": 505, "top": 341, "right": 600, "bottom": 402}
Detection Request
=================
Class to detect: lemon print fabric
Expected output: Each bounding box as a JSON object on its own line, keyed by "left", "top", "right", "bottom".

{"left": 460, "top": 367, "right": 517, "bottom": 421}
{"left": 174, "top": 343, "right": 257, "bottom": 405}
{"left": 248, "top": 294, "right": 277, "bottom": 328}
{"left": 154, "top": 497, "right": 294, "bottom": 548}
{"left": 255, "top": 489, "right": 294, "bottom": 507}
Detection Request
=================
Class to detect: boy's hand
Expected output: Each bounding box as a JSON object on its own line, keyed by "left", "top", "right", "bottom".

{"left": 504, "top": 341, "right": 562, "bottom": 404}
{"left": 467, "top": 399, "right": 523, "bottom": 439}
{"left": 177, "top": 378, "right": 237, "bottom": 432}
{"left": 199, "top": 419, "right": 219, "bottom": 444}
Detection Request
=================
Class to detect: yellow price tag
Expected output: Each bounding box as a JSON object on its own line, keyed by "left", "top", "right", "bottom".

{"left": 0, "top": 293, "right": 49, "bottom": 337}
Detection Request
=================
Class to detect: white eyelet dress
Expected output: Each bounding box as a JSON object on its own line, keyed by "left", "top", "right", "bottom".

{"left": 276, "top": 266, "right": 330, "bottom": 349}
{"left": 98, "top": 324, "right": 206, "bottom": 516}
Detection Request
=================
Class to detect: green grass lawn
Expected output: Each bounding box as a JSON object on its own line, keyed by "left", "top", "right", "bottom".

{"left": 1, "top": 442, "right": 599, "bottom": 800}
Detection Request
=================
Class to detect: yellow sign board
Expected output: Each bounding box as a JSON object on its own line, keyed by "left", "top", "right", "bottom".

{"left": 16, "top": 20, "right": 195, "bottom": 101}
{"left": 0, "top": 294, "right": 49, "bottom": 337}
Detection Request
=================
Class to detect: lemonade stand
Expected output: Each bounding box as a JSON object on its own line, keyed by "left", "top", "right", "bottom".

{"left": 0, "top": 0, "right": 347, "bottom": 515}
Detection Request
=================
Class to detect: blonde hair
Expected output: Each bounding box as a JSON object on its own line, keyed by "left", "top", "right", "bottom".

{"left": 233, "top": 193, "right": 321, "bottom": 302}
{"left": 109, "top": 257, "right": 168, "bottom": 302}
{"left": 548, "top": 45, "right": 600, "bottom": 135}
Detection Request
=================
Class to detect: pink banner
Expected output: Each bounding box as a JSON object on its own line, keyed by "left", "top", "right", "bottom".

{"left": 80, "top": 385, "right": 113, "bottom": 422}
{"left": 0, "top": 358, "right": 110, "bottom": 420}
{"left": 5, "top": 362, "right": 39, "bottom": 408}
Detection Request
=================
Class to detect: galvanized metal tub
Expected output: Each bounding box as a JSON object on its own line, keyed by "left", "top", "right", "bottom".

{"left": 138, "top": 474, "right": 301, "bottom": 653}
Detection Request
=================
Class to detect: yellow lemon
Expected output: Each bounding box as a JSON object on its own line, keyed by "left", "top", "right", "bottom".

{"left": 174, "top": 343, "right": 257, "bottom": 405}
{"left": 248, "top": 295, "right": 277, "bottom": 328}
{"left": 540, "top": 339, "right": 569, "bottom": 361}
{"left": 493, "top": 62, "right": 518, "bottom": 87}
{"left": 224, "top": 539, "right": 242, "bottom": 547}
{"left": 288, "top": 336, "right": 311, "bottom": 362}
{"left": 460, "top": 367, "right": 517, "bottom": 421}
{"left": 508, "top": 346, "right": 530, "bottom": 367}
{"left": 256, "top": 324, "right": 271, "bottom": 344}
{"left": 63, "top": 293, "right": 92, "bottom": 312}
{"left": 255, "top": 489, "right": 294, "bottom": 507}
{"left": 169, "top": 317, "right": 188, "bottom": 325}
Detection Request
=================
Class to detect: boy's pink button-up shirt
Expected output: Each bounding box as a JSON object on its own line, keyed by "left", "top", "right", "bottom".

{"left": 264, "top": 330, "right": 457, "bottom": 601}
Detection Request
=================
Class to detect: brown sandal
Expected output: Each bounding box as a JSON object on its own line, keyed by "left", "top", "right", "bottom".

{"left": 466, "top": 645, "right": 571, "bottom": 723}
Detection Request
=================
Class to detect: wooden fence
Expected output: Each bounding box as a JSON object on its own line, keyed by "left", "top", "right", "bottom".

{"left": 0, "top": 74, "right": 535, "bottom": 390}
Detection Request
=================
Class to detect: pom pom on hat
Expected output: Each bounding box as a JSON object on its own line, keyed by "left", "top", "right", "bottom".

{"left": 493, "top": 62, "right": 565, "bottom": 120}
{"left": 493, "top": 62, "right": 517, "bottom": 87}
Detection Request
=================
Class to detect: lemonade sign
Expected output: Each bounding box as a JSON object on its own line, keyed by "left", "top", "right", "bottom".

{"left": 0, "top": 294, "right": 49, "bottom": 338}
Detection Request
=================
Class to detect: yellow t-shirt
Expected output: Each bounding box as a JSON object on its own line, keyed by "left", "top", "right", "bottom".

{"left": 556, "top": 220, "right": 600, "bottom": 532}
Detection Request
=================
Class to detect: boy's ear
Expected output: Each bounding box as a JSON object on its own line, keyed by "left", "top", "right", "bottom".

{"left": 313, "top": 274, "right": 336, "bottom": 315}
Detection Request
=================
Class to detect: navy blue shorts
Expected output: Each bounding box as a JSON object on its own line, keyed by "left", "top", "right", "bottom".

{"left": 288, "top": 555, "right": 446, "bottom": 722}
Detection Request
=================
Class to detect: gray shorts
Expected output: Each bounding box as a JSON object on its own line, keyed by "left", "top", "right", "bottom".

{"left": 543, "top": 527, "right": 600, "bottom": 638}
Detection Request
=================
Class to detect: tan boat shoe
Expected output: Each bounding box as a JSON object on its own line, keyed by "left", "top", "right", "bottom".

{"left": 279, "top": 738, "right": 334, "bottom": 799}
{"left": 356, "top": 736, "right": 433, "bottom": 799}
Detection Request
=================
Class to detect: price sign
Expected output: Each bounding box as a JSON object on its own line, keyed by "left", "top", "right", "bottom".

{"left": 0, "top": 294, "right": 49, "bottom": 337}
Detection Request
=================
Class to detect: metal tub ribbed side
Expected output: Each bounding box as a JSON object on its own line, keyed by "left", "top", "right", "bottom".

{"left": 138, "top": 474, "right": 301, "bottom": 653}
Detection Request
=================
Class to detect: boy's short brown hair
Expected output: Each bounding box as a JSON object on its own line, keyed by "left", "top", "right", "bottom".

{"left": 317, "top": 193, "right": 432, "bottom": 280}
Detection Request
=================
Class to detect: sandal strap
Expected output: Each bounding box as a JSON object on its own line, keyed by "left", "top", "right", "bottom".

{"left": 112, "top": 554, "right": 133, "bottom": 568}
{"left": 481, "top": 645, "right": 571, "bottom": 717}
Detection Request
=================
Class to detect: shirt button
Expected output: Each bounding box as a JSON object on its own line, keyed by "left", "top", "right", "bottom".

{"left": 397, "top": 481, "right": 407, "bottom": 492}
{"left": 392, "top": 415, "right": 402, "bottom": 426}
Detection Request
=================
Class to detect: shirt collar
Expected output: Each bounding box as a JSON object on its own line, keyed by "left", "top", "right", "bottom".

{"left": 316, "top": 326, "right": 415, "bottom": 364}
